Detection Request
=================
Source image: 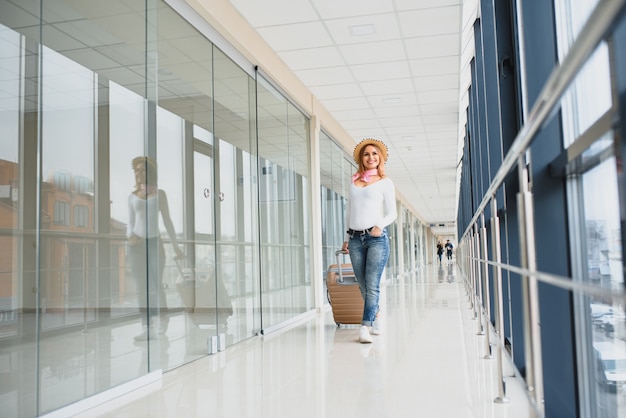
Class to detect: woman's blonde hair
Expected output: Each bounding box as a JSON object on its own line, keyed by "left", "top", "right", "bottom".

{"left": 131, "top": 156, "right": 158, "bottom": 191}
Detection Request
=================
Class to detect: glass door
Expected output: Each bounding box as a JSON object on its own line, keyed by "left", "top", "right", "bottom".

{"left": 212, "top": 47, "right": 261, "bottom": 343}
{"left": 179, "top": 133, "right": 222, "bottom": 356}
{"left": 214, "top": 138, "right": 261, "bottom": 345}
{"left": 189, "top": 125, "right": 261, "bottom": 352}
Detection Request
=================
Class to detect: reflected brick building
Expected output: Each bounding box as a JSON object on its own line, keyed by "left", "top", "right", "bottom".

{"left": 0, "top": 159, "right": 127, "bottom": 331}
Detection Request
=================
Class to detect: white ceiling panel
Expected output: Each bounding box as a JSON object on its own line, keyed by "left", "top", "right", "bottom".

{"left": 313, "top": 0, "right": 395, "bottom": 19}
{"left": 229, "top": 0, "right": 317, "bottom": 26}
{"left": 278, "top": 47, "right": 345, "bottom": 70}
{"left": 395, "top": 0, "right": 462, "bottom": 10}
{"left": 324, "top": 14, "right": 401, "bottom": 44}
{"left": 338, "top": 40, "right": 406, "bottom": 65}
{"left": 322, "top": 96, "right": 371, "bottom": 111}
{"left": 422, "top": 113, "right": 458, "bottom": 124}
{"left": 421, "top": 102, "right": 459, "bottom": 114}
{"left": 257, "top": 22, "right": 333, "bottom": 51}
{"left": 399, "top": 7, "right": 462, "bottom": 38}
{"left": 374, "top": 105, "right": 421, "bottom": 118}
{"left": 295, "top": 67, "right": 356, "bottom": 86}
{"left": 378, "top": 116, "right": 423, "bottom": 128}
{"left": 309, "top": 83, "right": 363, "bottom": 100}
{"left": 332, "top": 108, "right": 378, "bottom": 121}
{"left": 413, "top": 74, "right": 459, "bottom": 91}
{"left": 383, "top": 125, "right": 425, "bottom": 135}
{"left": 340, "top": 118, "right": 383, "bottom": 130}
{"left": 409, "top": 56, "right": 460, "bottom": 76}
{"left": 368, "top": 93, "right": 419, "bottom": 107}
{"left": 350, "top": 61, "right": 412, "bottom": 82}
{"left": 405, "top": 34, "right": 460, "bottom": 59}
{"left": 360, "top": 78, "right": 414, "bottom": 96}
{"left": 419, "top": 89, "right": 459, "bottom": 104}
{"left": 348, "top": 128, "right": 387, "bottom": 139}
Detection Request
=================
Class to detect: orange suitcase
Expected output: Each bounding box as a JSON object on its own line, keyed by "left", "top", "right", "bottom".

{"left": 326, "top": 250, "right": 364, "bottom": 327}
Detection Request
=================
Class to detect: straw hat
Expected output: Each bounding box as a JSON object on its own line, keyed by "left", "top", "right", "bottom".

{"left": 353, "top": 138, "right": 389, "bottom": 164}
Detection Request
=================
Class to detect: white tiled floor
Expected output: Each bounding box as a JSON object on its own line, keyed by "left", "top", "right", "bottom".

{"left": 78, "top": 263, "right": 533, "bottom": 418}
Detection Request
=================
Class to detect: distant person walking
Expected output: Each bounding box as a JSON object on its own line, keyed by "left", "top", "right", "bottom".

{"left": 436, "top": 241, "right": 444, "bottom": 263}
{"left": 445, "top": 239, "right": 454, "bottom": 261}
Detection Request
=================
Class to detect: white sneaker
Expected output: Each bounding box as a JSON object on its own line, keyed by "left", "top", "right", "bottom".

{"left": 359, "top": 326, "right": 373, "bottom": 343}
{"left": 134, "top": 329, "right": 149, "bottom": 341}
{"left": 372, "top": 320, "right": 382, "bottom": 335}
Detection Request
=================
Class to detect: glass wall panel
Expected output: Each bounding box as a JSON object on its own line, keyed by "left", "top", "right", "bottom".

{"left": 38, "top": 43, "right": 98, "bottom": 412}
{"left": 288, "top": 102, "right": 312, "bottom": 312}
{"left": 0, "top": 24, "right": 20, "bottom": 340}
{"left": 212, "top": 48, "right": 260, "bottom": 343}
{"left": 257, "top": 75, "right": 310, "bottom": 330}
{"left": 319, "top": 132, "right": 353, "bottom": 304}
{"left": 402, "top": 207, "right": 410, "bottom": 275}
{"left": 0, "top": 0, "right": 241, "bottom": 414}
{"left": 576, "top": 155, "right": 623, "bottom": 416}
{"left": 0, "top": 5, "right": 39, "bottom": 415}
{"left": 556, "top": 0, "right": 624, "bottom": 415}
{"left": 416, "top": 222, "right": 424, "bottom": 268}
{"left": 386, "top": 220, "right": 398, "bottom": 280}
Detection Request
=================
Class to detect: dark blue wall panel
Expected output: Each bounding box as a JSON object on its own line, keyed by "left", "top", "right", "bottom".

{"left": 519, "top": 1, "right": 576, "bottom": 416}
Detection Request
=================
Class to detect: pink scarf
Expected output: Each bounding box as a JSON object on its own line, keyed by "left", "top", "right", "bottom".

{"left": 137, "top": 184, "right": 158, "bottom": 197}
{"left": 352, "top": 169, "right": 378, "bottom": 183}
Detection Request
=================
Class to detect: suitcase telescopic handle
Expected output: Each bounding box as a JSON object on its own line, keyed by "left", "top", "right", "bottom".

{"left": 335, "top": 249, "right": 348, "bottom": 283}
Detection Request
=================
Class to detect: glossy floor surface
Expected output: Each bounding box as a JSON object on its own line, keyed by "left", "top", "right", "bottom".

{"left": 78, "top": 263, "right": 533, "bottom": 418}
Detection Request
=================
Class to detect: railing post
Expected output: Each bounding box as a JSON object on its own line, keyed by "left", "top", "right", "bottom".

{"left": 517, "top": 161, "right": 544, "bottom": 417}
{"left": 481, "top": 213, "right": 493, "bottom": 359}
{"left": 491, "top": 197, "right": 509, "bottom": 404}
{"left": 471, "top": 226, "right": 479, "bottom": 319}
{"left": 468, "top": 229, "right": 476, "bottom": 314}
{"left": 475, "top": 223, "right": 485, "bottom": 334}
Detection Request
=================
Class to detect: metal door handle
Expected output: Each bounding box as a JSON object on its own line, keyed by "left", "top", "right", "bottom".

{"left": 203, "top": 188, "right": 210, "bottom": 198}
{"left": 219, "top": 192, "right": 225, "bottom": 201}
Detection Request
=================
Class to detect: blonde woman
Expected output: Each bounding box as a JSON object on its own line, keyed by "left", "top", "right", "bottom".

{"left": 341, "top": 138, "right": 397, "bottom": 343}
{"left": 127, "top": 156, "right": 183, "bottom": 341}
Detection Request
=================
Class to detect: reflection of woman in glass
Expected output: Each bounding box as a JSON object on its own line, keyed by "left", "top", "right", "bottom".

{"left": 127, "top": 156, "right": 183, "bottom": 341}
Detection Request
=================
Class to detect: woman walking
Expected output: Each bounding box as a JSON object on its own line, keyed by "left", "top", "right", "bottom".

{"left": 341, "top": 138, "right": 397, "bottom": 343}
{"left": 437, "top": 241, "right": 444, "bottom": 263}
{"left": 127, "top": 156, "right": 184, "bottom": 341}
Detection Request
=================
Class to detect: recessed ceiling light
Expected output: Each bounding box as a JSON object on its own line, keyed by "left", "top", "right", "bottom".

{"left": 383, "top": 97, "right": 401, "bottom": 104}
{"left": 349, "top": 24, "right": 375, "bottom": 36}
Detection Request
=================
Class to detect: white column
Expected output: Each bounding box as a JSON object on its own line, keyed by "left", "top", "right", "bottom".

{"left": 307, "top": 115, "right": 324, "bottom": 311}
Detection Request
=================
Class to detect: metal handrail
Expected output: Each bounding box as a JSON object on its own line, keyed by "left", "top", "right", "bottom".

{"left": 461, "top": 0, "right": 626, "bottom": 239}
{"left": 468, "top": 256, "right": 626, "bottom": 303}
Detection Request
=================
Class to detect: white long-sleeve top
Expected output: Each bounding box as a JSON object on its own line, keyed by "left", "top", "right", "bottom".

{"left": 127, "top": 190, "right": 179, "bottom": 246}
{"left": 344, "top": 177, "right": 397, "bottom": 241}
{"left": 127, "top": 193, "right": 161, "bottom": 239}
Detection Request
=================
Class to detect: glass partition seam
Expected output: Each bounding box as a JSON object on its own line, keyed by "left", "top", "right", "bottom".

{"left": 35, "top": 3, "right": 43, "bottom": 412}
{"left": 253, "top": 66, "right": 263, "bottom": 334}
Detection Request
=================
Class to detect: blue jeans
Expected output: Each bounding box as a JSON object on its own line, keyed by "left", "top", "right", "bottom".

{"left": 348, "top": 230, "right": 390, "bottom": 326}
{"left": 128, "top": 237, "right": 167, "bottom": 327}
